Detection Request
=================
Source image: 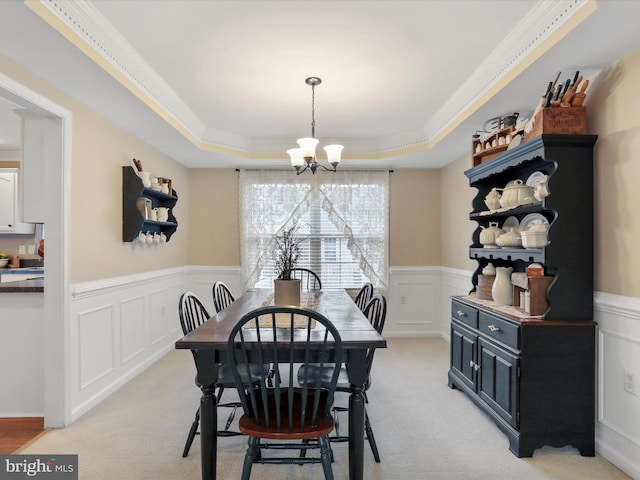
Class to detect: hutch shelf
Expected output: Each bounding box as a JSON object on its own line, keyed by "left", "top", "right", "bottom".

{"left": 448, "top": 134, "right": 598, "bottom": 457}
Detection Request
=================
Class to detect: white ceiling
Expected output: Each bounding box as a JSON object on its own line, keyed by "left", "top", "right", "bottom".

{"left": 1, "top": 0, "right": 640, "bottom": 169}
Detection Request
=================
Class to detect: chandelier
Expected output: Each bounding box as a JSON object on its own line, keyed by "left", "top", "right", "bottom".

{"left": 287, "top": 77, "right": 344, "bottom": 175}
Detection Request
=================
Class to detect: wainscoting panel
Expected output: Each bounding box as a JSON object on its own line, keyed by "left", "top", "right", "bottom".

{"left": 594, "top": 292, "right": 640, "bottom": 479}
{"left": 78, "top": 305, "right": 115, "bottom": 391}
{"left": 68, "top": 266, "right": 242, "bottom": 423}
{"left": 149, "top": 287, "right": 173, "bottom": 347}
{"left": 387, "top": 268, "right": 440, "bottom": 337}
{"left": 69, "top": 267, "right": 188, "bottom": 423}
{"left": 119, "top": 295, "right": 146, "bottom": 365}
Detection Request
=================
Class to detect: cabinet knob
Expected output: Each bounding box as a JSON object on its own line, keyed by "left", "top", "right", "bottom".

{"left": 488, "top": 324, "right": 501, "bottom": 332}
{"left": 469, "top": 360, "right": 474, "bottom": 368}
{"left": 474, "top": 363, "right": 480, "bottom": 371}
{"left": 456, "top": 310, "right": 467, "bottom": 317}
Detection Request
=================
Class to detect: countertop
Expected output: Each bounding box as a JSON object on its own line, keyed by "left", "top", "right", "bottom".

{"left": 0, "top": 267, "right": 45, "bottom": 292}
{"left": 0, "top": 267, "right": 45, "bottom": 275}
{"left": 0, "top": 277, "right": 44, "bottom": 292}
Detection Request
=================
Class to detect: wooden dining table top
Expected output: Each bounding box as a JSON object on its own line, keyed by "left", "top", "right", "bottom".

{"left": 175, "top": 288, "right": 387, "bottom": 351}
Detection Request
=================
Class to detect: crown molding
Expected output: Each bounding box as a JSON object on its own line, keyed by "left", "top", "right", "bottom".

{"left": 29, "top": 0, "right": 593, "bottom": 160}
{"left": 423, "top": 0, "right": 596, "bottom": 143}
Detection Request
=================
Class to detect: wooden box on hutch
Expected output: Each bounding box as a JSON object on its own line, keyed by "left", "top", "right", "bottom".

{"left": 524, "top": 107, "right": 586, "bottom": 142}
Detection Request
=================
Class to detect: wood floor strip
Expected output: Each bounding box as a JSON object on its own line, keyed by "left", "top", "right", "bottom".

{"left": 0, "top": 417, "right": 45, "bottom": 454}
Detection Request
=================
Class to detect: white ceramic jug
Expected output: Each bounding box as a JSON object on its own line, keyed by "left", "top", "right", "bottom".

{"left": 156, "top": 207, "right": 169, "bottom": 222}
{"left": 492, "top": 266, "right": 514, "bottom": 305}
{"left": 139, "top": 171, "right": 152, "bottom": 188}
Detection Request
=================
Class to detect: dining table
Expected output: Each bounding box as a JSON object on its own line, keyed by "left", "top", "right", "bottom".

{"left": 175, "top": 288, "right": 387, "bottom": 480}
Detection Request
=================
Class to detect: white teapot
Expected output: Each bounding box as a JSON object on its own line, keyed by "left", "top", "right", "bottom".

{"left": 479, "top": 222, "right": 503, "bottom": 248}
{"left": 484, "top": 188, "right": 501, "bottom": 211}
{"left": 498, "top": 180, "right": 536, "bottom": 208}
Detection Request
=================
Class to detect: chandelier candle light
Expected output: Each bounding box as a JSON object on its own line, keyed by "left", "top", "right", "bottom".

{"left": 288, "top": 77, "right": 344, "bottom": 175}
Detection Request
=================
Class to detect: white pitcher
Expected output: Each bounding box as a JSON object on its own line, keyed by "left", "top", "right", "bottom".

{"left": 139, "top": 171, "right": 152, "bottom": 188}
{"left": 492, "top": 266, "right": 514, "bottom": 305}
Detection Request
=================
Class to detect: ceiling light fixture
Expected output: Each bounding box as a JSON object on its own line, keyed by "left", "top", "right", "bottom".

{"left": 287, "top": 77, "right": 343, "bottom": 175}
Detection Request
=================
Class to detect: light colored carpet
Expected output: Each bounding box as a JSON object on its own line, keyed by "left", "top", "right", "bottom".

{"left": 20, "top": 338, "right": 630, "bottom": 480}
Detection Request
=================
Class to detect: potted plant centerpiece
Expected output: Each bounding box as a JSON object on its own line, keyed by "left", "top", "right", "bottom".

{"left": 273, "top": 223, "right": 304, "bottom": 305}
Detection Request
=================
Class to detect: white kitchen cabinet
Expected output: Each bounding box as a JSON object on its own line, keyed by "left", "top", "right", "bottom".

{"left": 0, "top": 168, "right": 35, "bottom": 234}
{"left": 20, "top": 114, "right": 61, "bottom": 223}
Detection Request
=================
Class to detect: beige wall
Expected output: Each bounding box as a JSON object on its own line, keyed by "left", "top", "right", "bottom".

{"left": 389, "top": 169, "right": 441, "bottom": 266}
{"left": 186, "top": 168, "right": 443, "bottom": 268}
{"left": 187, "top": 168, "right": 240, "bottom": 266}
{"left": 440, "top": 153, "right": 477, "bottom": 271}
{"left": 589, "top": 48, "right": 640, "bottom": 297}
{"left": 0, "top": 54, "right": 189, "bottom": 283}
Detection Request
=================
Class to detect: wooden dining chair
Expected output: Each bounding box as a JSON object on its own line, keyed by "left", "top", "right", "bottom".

{"left": 178, "top": 292, "right": 268, "bottom": 457}
{"left": 289, "top": 267, "right": 322, "bottom": 291}
{"left": 354, "top": 282, "right": 374, "bottom": 311}
{"left": 297, "top": 293, "right": 387, "bottom": 462}
{"left": 227, "top": 306, "right": 343, "bottom": 480}
{"left": 212, "top": 281, "right": 235, "bottom": 313}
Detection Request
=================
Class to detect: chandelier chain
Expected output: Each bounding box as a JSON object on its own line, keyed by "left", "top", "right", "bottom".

{"left": 310, "top": 83, "right": 316, "bottom": 138}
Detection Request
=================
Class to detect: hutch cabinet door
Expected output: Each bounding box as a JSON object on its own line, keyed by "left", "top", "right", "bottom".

{"left": 450, "top": 321, "right": 478, "bottom": 392}
{"left": 478, "top": 337, "right": 519, "bottom": 428}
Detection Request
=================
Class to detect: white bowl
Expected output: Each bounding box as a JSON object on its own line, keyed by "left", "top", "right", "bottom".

{"left": 521, "top": 231, "right": 549, "bottom": 248}
{"left": 496, "top": 229, "right": 522, "bottom": 248}
{"left": 0, "top": 258, "right": 9, "bottom": 268}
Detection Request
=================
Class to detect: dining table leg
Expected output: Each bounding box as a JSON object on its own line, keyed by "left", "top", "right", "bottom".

{"left": 195, "top": 351, "right": 219, "bottom": 480}
{"left": 347, "top": 349, "right": 368, "bottom": 480}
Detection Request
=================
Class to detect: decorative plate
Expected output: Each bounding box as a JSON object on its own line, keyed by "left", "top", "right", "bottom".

{"left": 502, "top": 216, "right": 520, "bottom": 232}
{"left": 525, "top": 171, "right": 543, "bottom": 185}
{"left": 520, "top": 213, "right": 549, "bottom": 232}
{"left": 507, "top": 133, "right": 523, "bottom": 150}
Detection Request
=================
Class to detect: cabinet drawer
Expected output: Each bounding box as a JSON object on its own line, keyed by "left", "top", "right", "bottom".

{"left": 479, "top": 312, "right": 519, "bottom": 349}
{"left": 451, "top": 300, "right": 478, "bottom": 329}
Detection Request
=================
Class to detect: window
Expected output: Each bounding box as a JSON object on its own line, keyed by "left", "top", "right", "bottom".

{"left": 239, "top": 170, "right": 389, "bottom": 291}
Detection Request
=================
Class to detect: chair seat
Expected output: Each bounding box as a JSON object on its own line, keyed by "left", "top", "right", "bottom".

{"left": 297, "top": 364, "right": 369, "bottom": 392}
{"left": 219, "top": 363, "right": 270, "bottom": 387}
{"left": 238, "top": 388, "right": 334, "bottom": 440}
{"left": 194, "top": 363, "right": 269, "bottom": 388}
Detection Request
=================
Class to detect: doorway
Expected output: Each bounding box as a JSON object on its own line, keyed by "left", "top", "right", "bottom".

{"left": 0, "top": 73, "right": 71, "bottom": 428}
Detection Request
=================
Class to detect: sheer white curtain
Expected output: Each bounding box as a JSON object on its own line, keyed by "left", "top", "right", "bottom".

{"left": 239, "top": 170, "right": 389, "bottom": 291}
